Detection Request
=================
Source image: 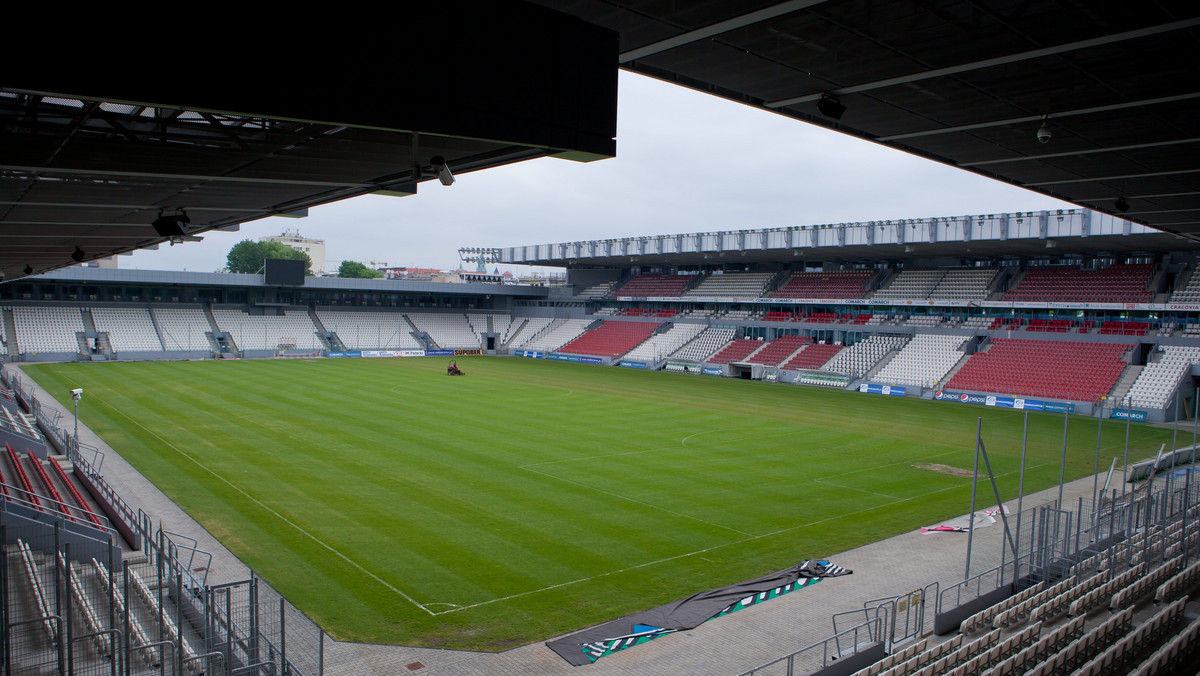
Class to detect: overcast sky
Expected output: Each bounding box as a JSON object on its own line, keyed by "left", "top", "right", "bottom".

{"left": 122, "top": 71, "right": 1073, "bottom": 275}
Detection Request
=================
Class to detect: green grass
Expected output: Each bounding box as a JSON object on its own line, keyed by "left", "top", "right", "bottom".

{"left": 23, "top": 357, "right": 1172, "bottom": 650}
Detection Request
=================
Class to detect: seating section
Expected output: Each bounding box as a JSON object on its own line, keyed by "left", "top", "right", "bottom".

{"left": 617, "top": 307, "right": 677, "bottom": 318}
{"left": 771, "top": 270, "right": 873, "bottom": 299}
{"left": 1169, "top": 264, "right": 1200, "bottom": 302}
{"left": 466, "top": 313, "right": 511, "bottom": 343}
{"left": 212, "top": 309, "right": 320, "bottom": 350}
{"left": 10, "top": 306, "right": 84, "bottom": 353}
{"left": 1125, "top": 346, "right": 1200, "bottom": 409}
{"left": 670, "top": 327, "right": 737, "bottom": 362}
{"left": 316, "top": 310, "right": 421, "bottom": 350}
{"left": 946, "top": 339, "right": 1130, "bottom": 402}
{"left": 623, "top": 323, "right": 706, "bottom": 362}
{"left": 684, "top": 272, "right": 775, "bottom": 298}
{"left": 611, "top": 274, "right": 691, "bottom": 298}
{"left": 152, "top": 307, "right": 213, "bottom": 351}
{"left": 871, "top": 334, "right": 965, "bottom": 389}
{"left": 408, "top": 313, "right": 479, "bottom": 349}
{"left": 91, "top": 307, "right": 163, "bottom": 351}
{"left": 745, "top": 335, "right": 809, "bottom": 366}
{"left": 557, "top": 320, "right": 660, "bottom": 357}
{"left": 705, "top": 338, "right": 765, "bottom": 364}
{"left": 1026, "top": 319, "right": 1076, "bottom": 333}
{"left": 504, "top": 317, "right": 554, "bottom": 348}
{"left": 1098, "top": 320, "right": 1150, "bottom": 336}
{"left": 1004, "top": 263, "right": 1155, "bottom": 303}
{"left": 872, "top": 269, "right": 945, "bottom": 301}
{"left": 928, "top": 267, "right": 998, "bottom": 301}
{"left": 515, "top": 318, "right": 594, "bottom": 352}
{"left": 782, "top": 342, "right": 842, "bottom": 370}
{"left": 822, "top": 335, "right": 909, "bottom": 377}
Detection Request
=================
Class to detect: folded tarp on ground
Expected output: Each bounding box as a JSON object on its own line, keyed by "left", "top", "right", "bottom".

{"left": 546, "top": 559, "right": 851, "bottom": 666}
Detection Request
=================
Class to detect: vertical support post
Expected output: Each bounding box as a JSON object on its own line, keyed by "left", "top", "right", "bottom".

{"left": 965, "top": 418, "right": 982, "bottom": 580}
{"left": 319, "top": 630, "right": 325, "bottom": 676}
{"left": 279, "top": 598, "right": 287, "bottom": 676}
{"left": 1123, "top": 410, "right": 1132, "bottom": 493}
{"left": 1014, "top": 412, "right": 1029, "bottom": 582}
{"left": 124, "top": 561, "right": 133, "bottom": 676}
{"left": 1174, "top": 394, "right": 1180, "bottom": 452}
{"left": 1094, "top": 403, "right": 1103, "bottom": 523}
{"left": 64, "top": 544, "right": 73, "bottom": 676}
{"left": 55, "top": 523, "right": 65, "bottom": 676}
{"left": 1057, "top": 410, "right": 1069, "bottom": 509}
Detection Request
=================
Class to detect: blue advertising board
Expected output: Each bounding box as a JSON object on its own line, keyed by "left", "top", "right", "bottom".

{"left": 1110, "top": 409, "right": 1148, "bottom": 422}
{"left": 702, "top": 367, "right": 724, "bottom": 376}
{"left": 934, "top": 391, "right": 1075, "bottom": 414}
{"left": 859, "top": 383, "right": 907, "bottom": 397}
{"left": 548, "top": 353, "right": 604, "bottom": 364}
{"left": 619, "top": 360, "right": 647, "bottom": 369}
{"left": 517, "top": 350, "right": 545, "bottom": 359}
{"left": 425, "top": 349, "right": 455, "bottom": 357}
{"left": 326, "top": 351, "right": 361, "bottom": 358}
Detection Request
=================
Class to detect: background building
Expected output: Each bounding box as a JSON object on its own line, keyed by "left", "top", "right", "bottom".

{"left": 261, "top": 229, "right": 326, "bottom": 275}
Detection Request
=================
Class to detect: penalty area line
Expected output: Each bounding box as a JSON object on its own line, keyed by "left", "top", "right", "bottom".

{"left": 108, "top": 406, "right": 436, "bottom": 616}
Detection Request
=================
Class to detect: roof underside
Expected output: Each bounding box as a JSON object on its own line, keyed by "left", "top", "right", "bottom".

{"left": 3, "top": 2, "right": 1197, "bottom": 281}
{"left": 542, "top": 0, "right": 1200, "bottom": 238}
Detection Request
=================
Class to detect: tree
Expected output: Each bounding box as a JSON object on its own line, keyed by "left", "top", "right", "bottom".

{"left": 226, "top": 240, "right": 312, "bottom": 275}
{"left": 337, "top": 260, "right": 384, "bottom": 279}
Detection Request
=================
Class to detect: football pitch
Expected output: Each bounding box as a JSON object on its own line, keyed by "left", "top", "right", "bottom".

{"left": 24, "top": 357, "right": 1173, "bottom": 650}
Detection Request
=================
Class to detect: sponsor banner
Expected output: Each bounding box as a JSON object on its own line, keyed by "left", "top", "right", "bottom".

{"left": 326, "top": 351, "right": 361, "bottom": 358}
{"left": 935, "top": 391, "right": 1075, "bottom": 413}
{"left": 454, "top": 349, "right": 482, "bottom": 356}
{"left": 620, "top": 360, "right": 647, "bottom": 369}
{"left": 702, "top": 366, "right": 724, "bottom": 376}
{"left": 425, "top": 349, "right": 454, "bottom": 357}
{"left": 859, "top": 383, "right": 907, "bottom": 397}
{"left": 400, "top": 349, "right": 425, "bottom": 357}
{"left": 1167, "top": 303, "right": 1200, "bottom": 311}
{"left": 549, "top": 353, "right": 605, "bottom": 364}
{"left": 516, "top": 350, "right": 544, "bottom": 359}
{"left": 1111, "top": 408, "right": 1148, "bottom": 422}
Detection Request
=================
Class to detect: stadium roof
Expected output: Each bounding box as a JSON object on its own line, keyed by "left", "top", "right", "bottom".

{"left": 542, "top": 1, "right": 1200, "bottom": 237}
{"left": 0, "top": 5, "right": 617, "bottom": 283}
{"left": 3, "top": 3, "right": 1197, "bottom": 282}
{"left": 501, "top": 209, "right": 1200, "bottom": 268}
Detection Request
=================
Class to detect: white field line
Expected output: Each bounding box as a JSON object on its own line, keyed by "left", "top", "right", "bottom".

{"left": 108, "top": 406, "right": 436, "bottom": 616}
{"left": 433, "top": 466, "right": 1036, "bottom": 615}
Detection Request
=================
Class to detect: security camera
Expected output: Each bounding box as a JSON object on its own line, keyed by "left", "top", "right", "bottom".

{"left": 429, "top": 155, "right": 455, "bottom": 186}
{"left": 1036, "top": 119, "right": 1052, "bottom": 144}
{"left": 70, "top": 388, "right": 83, "bottom": 400}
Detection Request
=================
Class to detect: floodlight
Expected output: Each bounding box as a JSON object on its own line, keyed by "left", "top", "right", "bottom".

{"left": 430, "top": 156, "right": 455, "bottom": 186}
{"left": 71, "top": 246, "right": 86, "bottom": 262}
{"left": 153, "top": 209, "right": 192, "bottom": 237}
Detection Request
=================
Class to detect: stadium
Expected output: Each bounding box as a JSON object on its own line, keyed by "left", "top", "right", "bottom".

{"left": 4, "top": 4, "right": 1200, "bottom": 676}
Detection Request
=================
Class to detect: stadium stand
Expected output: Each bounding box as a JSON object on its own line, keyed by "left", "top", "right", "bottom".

{"left": 315, "top": 310, "right": 421, "bottom": 350}
{"left": 611, "top": 274, "right": 691, "bottom": 298}
{"left": 212, "top": 309, "right": 321, "bottom": 351}
{"left": 91, "top": 306, "right": 164, "bottom": 352}
{"left": 746, "top": 335, "right": 810, "bottom": 366}
{"left": 1004, "top": 263, "right": 1155, "bottom": 303}
{"left": 1170, "top": 264, "right": 1200, "bottom": 302}
{"left": 407, "top": 313, "right": 480, "bottom": 349}
{"left": 503, "top": 316, "right": 554, "bottom": 348}
{"left": 10, "top": 305, "right": 84, "bottom": 353}
{"left": 669, "top": 327, "right": 737, "bottom": 362}
{"left": 467, "top": 313, "right": 511, "bottom": 343}
{"left": 871, "top": 333, "right": 965, "bottom": 388}
{"left": 770, "top": 270, "right": 873, "bottom": 299}
{"left": 556, "top": 320, "right": 660, "bottom": 357}
{"left": 821, "top": 335, "right": 909, "bottom": 377}
{"left": 622, "top": 323, "right": 706, "bottom": 362}
{"left": 705, "top": 337, "right": 765, "bottom": 364}
{"left": 617, "top": 307, "right": 677, "bottom": 317}
{"left": 928, "top": 267, "right": 998, "bottom": 301}
{"left": 946, "top": 339, "right": 1131, "bottom": 402}
{"left": 1098, "top": 320, "right": 1150, "bottom": 336}
{"left": 782, "top": 342, "right": 842, "bottom": 370}
{"left": 1124, "top": 346, "right": 1200, "bottom": 410}
{"left": 683, "top": 272, "right": 775, "bottom": 298}
{"left": 151, "top": 306, "right": 213, "bottom": 351}
{"left": 575, "top": 280, "right": 617, "bottom": 298}
{"left": 515, "top": 318, "right": 593, "bottom": 352}
{"left": 871, "top": 269, "right": 945, "bottom": 301}
{"left": 1026, "top": 319, "right": 1076, "bottom": 333}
